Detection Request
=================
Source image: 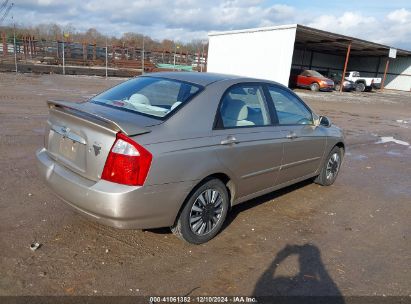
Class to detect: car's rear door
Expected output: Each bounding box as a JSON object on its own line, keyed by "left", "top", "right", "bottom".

{"left": 265, "top": 85, "right": 327, "bottom": 185}
{"left": 212, "top": 83, "right": 285, "bottom": 201}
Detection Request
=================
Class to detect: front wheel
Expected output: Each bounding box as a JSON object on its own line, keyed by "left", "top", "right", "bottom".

{"left": 310, "top": 83, "right": 320, "bottom": 91}
{"left": 314, "top": 147, "right": 343, "bottom": 186}
{"left": 171, "top": 179, "right": 229, "bottom": 244}
{"left": 356, "top": 82, "right": 365, "bottom": 92}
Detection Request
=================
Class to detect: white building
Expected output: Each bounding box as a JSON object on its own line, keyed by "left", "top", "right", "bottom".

{"left": 208, "top": 24, "right": 411, "bottom": 91}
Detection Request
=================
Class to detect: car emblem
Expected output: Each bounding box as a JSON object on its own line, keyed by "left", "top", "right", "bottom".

{"left": 61, "top": 126, "right": 70, "bottom": 134}
{"left": 93, "top": 144, "right": 101, "bottom": 156}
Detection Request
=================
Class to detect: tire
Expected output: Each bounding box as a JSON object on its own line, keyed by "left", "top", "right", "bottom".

{"left": 356, "top": 82, "right": 365, "bottom": 92}
{"left": 314, "top": 146, "right": 343, "bottom": 186}
{"left": 310, "top": 83, "right": 320, "bottom": 91}
{"left": 171, "top": 178, "right": 229, "bottom": 244}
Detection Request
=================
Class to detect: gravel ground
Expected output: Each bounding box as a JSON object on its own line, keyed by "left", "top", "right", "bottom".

{"left": 0, "top": 73, "right": 410, "bottom": 297}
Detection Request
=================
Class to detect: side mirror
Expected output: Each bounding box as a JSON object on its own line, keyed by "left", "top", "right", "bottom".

{"left": 319, "top": 116, "right": 332, "bottom": 127}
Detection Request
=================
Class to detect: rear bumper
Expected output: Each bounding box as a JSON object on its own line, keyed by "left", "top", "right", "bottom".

{"left": 36, "top": 148, "right": 195, "bottom": 229}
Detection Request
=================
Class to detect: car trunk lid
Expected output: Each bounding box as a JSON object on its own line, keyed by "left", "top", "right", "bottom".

{"left": 45, "top": 100, "right": 159, "bottom": 181}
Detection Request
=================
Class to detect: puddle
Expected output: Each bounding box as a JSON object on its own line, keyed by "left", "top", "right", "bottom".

{"left": 386, "top": 151, "right": 403, "bottom": 157}
{"left": 376, "top": 136, "right": 409, "bottom": 146}
{"left": 349, "top": 154, "right": 368, "bottom": 160}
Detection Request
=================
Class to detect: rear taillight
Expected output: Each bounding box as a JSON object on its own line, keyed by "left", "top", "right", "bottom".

{"left": 101, "top": 133, "right": 152, "bottom": 186}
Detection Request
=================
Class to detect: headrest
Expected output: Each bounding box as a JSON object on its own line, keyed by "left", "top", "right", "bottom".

{"left": 222, "top": 99, "right": 248, "bottom": 121}
{"left": 128, "top": 93, "right": 150, "bottom": 105}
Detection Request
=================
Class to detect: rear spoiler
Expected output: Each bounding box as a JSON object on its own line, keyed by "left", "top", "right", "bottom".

{"left": 47, "top": 100, "right": 151, "bottom": 136}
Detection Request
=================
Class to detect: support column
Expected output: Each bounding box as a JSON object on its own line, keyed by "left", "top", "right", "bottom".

{"left": 381, "top": 58, "right": 390, "bottom": 91}
{"left": 340, "top": 41, "right": 352, "bottom": 93}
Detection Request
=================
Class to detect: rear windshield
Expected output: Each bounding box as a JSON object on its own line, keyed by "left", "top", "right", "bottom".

{"left": 91, "top": 77, "right": 202, "bottom": 119}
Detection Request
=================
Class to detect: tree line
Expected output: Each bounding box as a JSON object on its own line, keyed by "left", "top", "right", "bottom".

{"left": 0, "top": 23, "right": 207, "bottom": 54}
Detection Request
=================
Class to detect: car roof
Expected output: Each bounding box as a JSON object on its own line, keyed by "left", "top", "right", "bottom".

{"left": 141, "top": 72, "right": 245, "bottom": 86}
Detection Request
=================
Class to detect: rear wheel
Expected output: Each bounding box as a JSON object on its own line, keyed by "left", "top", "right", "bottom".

{"left": 310, "top": 83, "right": 320, "bottom": 91}
{"left": 314, "top": 146, "right": 343, "bottom": 186}
{"left": 171, "top": 179, "right": 229, "bottom": 244}
{"left": 356, "top": 82, "right": 365, "bottom": 92}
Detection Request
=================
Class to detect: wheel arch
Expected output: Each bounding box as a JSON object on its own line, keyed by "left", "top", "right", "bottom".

{"left": 310, "top": 82, "right": 320, "bottom": 91}
{"left": 172, "top": 172, "right": 236, "bottom": 226}
{"left": 335, "top": 142, "right": 345, "bottom": 155}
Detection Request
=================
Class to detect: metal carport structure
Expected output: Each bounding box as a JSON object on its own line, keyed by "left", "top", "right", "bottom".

{"left": 207, "top": 24, "right": 411, "bottom": 91}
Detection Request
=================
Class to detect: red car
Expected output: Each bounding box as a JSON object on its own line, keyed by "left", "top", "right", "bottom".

{"left": 293, "top": 70, "right": 335, "bottom": 91}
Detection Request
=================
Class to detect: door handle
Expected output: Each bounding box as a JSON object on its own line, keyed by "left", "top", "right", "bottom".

{"left": 221, "top": 136, "right": 239, "bottom": 145}
{"left": 286, "top": 132, "right": 298, "bottom": 139}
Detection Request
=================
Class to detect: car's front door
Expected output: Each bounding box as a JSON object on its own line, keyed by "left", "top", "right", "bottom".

{"left": 266, "top": 85, "right": 327, "bottom": 185}
{"left": 212, "top": 84, "right": 285, "bottom": 201}
{"left": 297, "top": 71, "right": 311, "bottom": 88}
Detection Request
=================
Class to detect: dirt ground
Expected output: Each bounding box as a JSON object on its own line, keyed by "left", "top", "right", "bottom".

{"left": 0, "top": 73, "right": 410, "bottom": 297}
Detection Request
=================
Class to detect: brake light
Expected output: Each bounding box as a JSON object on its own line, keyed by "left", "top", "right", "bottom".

{"left": 101, "top": 133, "right": 152, "bottom": 186}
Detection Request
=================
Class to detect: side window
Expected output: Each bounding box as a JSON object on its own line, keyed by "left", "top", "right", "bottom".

{"left": 219, "top": 85, "right": 270, "bottom": 128}
{"left": 268, "top": 86, "right": 313, "bottom": 125}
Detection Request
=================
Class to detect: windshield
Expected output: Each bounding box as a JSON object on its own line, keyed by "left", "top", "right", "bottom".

{"left": 91, "top": 77, "right": 202, "bottom": 119}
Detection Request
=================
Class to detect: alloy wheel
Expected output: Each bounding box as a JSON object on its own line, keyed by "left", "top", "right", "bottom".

{"left": 189, "top": 189, "right": 224, "bottom": 236}
{"left": 326, "top": 153, "right": 340, "bottom": 180}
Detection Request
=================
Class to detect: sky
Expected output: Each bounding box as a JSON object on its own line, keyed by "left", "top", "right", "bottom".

{"left": 6, "top": 0, "right": 411, "bottom": 49}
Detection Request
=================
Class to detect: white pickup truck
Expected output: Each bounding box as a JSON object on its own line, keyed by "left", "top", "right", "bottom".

{"left": 345, "top": 71, "right": 382, "bottom": 92}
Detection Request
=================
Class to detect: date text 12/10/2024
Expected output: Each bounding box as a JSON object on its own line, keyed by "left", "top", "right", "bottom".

{"left": 149, "top": 296, "right": 257, "bottom": 303}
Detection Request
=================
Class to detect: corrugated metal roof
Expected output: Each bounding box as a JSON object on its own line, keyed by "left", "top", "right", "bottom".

{"left": 295, "top": 25, "right": 411, "bottom": 57}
